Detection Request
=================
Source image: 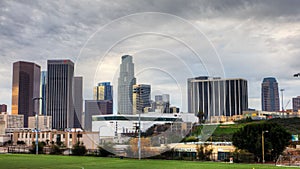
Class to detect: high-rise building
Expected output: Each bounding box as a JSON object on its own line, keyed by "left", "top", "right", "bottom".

{"left": 188, "top": 76, "right": 248, "bottom": 122}
{"left": 133, "top": 84, "right": 151, "bottom": 114}
{"left": 155, "top": 95, "right": 163, "bottom": 102}
{"left": 118, "top": 55, "right": 136, "bottom": 114}
{"left": 162, "top": 94, "right": 170, "bottom": 103}
{"left": 73, "top": 76, "right": 83, "bottom": 128}
{"left": 261, "top": 77, "right": 280, "bottom": 112}
{"left": 154, "top": 94, "right": 170, "bottom": 113}
{"left": 47, "top": 60, "right": 74, "bottom": 130}
{"left": 93, "top": 82, "right": 113, "bottom": 101}
{"left": 40, "top": 71, "right": 47, "bottom": 115}
{"left": 84, "top": 100, "right": 113, "bottom": 131}
{"left": 292, "top": 96, "right": 300, "bottom": 112}
{"left": 0, "top": 104, "right": 7, "bottom": 113}
{"left": 11, "top": 61, "right": 41, "bottom": 127}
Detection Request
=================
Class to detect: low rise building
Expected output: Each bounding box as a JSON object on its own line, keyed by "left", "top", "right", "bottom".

{"left": 28, "top": 115, "right": 52, "bottom": 130}
{"left": 12, "top": 129, "right": 99, "bottom": 150}
{"left": 0, "top": 113, "right": 24, "bottom": 128}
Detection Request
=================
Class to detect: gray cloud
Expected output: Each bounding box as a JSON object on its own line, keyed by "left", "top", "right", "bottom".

{"left": 0, "top": 0, "right": 300, "bottom": 111}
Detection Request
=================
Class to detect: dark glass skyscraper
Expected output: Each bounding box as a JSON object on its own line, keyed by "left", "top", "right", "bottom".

{"left": 47, "top": 60, "right": 74, "bottom": 129}
{"left": 12, "top": 61, "right": 41, "bottom": 127}
{"left": 118, "top": 55, "right": 136, "bottom": 114}
{"left": 188, "top": 76, "right": 248, "bottom": 122}
{"left": 73, "top": 76, "right": 83, "bottom": 128}
{"left": 40, "top": 71, "right": 47, "bottom": 115}
{"left": 261, "top": 77, "right": 280, "bottom": 112}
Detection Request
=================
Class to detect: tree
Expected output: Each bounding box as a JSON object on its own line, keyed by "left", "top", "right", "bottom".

{"left": 197, "top": 111, "right": 205, "bottom": 124}
{"left": 196, "top": 144, "right": 213, "bottom": 161}
{"left": 72, "top": 142, "right": 87, "bottom": 156}
{"left": 30, "top": 141, "right": 46, "bottom": 154}
{"left": 49, "top": 144, "right": 63, "bottom": 155}
{"left": 232, "top": 122, "right": 291, "bottom": 162}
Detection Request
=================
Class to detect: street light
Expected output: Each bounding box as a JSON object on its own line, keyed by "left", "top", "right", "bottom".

{"left": 32, "top": 97, "right": 42, "bottom": 155}
{"left": 262, "top": 130, "right": 269, "bottom": 163}
{"left": 138, "top": 110, "right": 141, "bottom": 160}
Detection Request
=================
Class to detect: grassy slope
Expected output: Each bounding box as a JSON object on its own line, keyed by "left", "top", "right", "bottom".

{"left": 0, "top": 154, "right": 286, "bottom": 169}
{"left": 202, "top": 118, "right": 300, "bottom": 142}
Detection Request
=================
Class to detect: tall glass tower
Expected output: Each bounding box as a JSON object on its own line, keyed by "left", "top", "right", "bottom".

{"left": 47, "top": 60, "right": 74, "bottom": 129}
{"left": 40, "top": 71, "right": 47, "bottom": 115}
{"left": 118, "top": 55, "right": 136, "bottom": 114}
{"left": 261, "top": 77, "right": 280, "bottom": 111}
{"left": 12, "top": 61, "right": 41, "bottom": 127}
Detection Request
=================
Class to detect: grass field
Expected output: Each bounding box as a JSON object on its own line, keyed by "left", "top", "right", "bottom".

{"left": 0, "top": 154, "right": 287, "bottom": 169}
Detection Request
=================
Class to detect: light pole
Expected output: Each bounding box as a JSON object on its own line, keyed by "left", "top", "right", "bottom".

{"left": 33, "top": 97, "right": 42, "bottom": 155}
{"left": 138, "top": 110, "right": 141, "bottom": 160}
{"left": 262, "top": 130, "right": 268, "bottom": 163}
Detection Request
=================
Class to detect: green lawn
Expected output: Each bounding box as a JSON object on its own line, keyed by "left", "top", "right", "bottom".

{"left": 0, "top": 154, "right": 286, "bottom": 169}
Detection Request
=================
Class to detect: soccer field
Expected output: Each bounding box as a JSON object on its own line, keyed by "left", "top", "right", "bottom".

{"left": 0, "top": 154, "right": 284, "bottom": 169}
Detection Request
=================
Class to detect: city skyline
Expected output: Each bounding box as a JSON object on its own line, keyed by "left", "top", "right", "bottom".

{"left": 0, "top": 1, "right": 300, "bottom": 112}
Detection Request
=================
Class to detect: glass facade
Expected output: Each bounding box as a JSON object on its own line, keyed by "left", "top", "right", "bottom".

{"left": 187, "top": 77, "right": 248, "bottom": 122}
{"left": 93, "top": 82, "right": 113, "bottom": 101}
{"left": 261, "top": 77, "right": 280, "bottom": 111}
{"left": 47, "top": 60, "right": 74, "bottom": 130}
{"left": 12, "top": 61, "right": 41, "bottom": 127}
{"left": 118, "top": 55, "right": 136, "bottom": 114}
{"left": 133, "top": 84, "right": 151, "bottom": 114}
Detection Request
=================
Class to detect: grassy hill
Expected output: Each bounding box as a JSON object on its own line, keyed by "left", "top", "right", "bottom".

{"left": 195, "top": 117, "right": 300, "bottom": 142}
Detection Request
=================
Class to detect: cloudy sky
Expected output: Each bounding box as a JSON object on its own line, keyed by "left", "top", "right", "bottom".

{"left": 1, "top": 0, "right": 300, "bottom": 113}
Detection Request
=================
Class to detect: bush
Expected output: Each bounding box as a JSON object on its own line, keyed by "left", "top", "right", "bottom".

{"left": 72, "top": 142, "right": 87, "bottom": 156}
{"left": 30, "top": 141, "right": 45, "bottom": 154}
{"left": 50, "top": 144, "right": 63, "bottom": 155}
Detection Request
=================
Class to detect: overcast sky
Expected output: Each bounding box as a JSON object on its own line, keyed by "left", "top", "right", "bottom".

{"left": 1, "top": 0, "right": 300, "bottom": 113}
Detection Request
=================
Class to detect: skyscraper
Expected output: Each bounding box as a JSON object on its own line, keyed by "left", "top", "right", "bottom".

{"left": 40, "top": 71, "right": 47, "bottom": 115}
{"left": 188, "top": 76, "right": 248, "bottom": 122}
{"left": 73, "top": 76, "right": 83, "bottom": 128}
{"left": 154, "top": 94, "right": 170, "bottom": 113}
{"left": 292, "top": 96, "right": 300, "bottom": 112}
{"left": 261, "top": 77, "right": 280, "bottom": 112}
{"left": 11, "top": 61, "right": 41, "bottom": 127}
{"left": 93, "top": 82, "right": 113, "bottom": 101}
{"left": 133, "top": 84, "right": 151, "bottom": 114}
{"left": 47, "top": 60, "right": 74, "bottom": 130}
{"left": 84, "top": 100, "right": 113, "bottom": 131}
{"left": 118, "top": 55, "right": 136, "bottom": 114}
